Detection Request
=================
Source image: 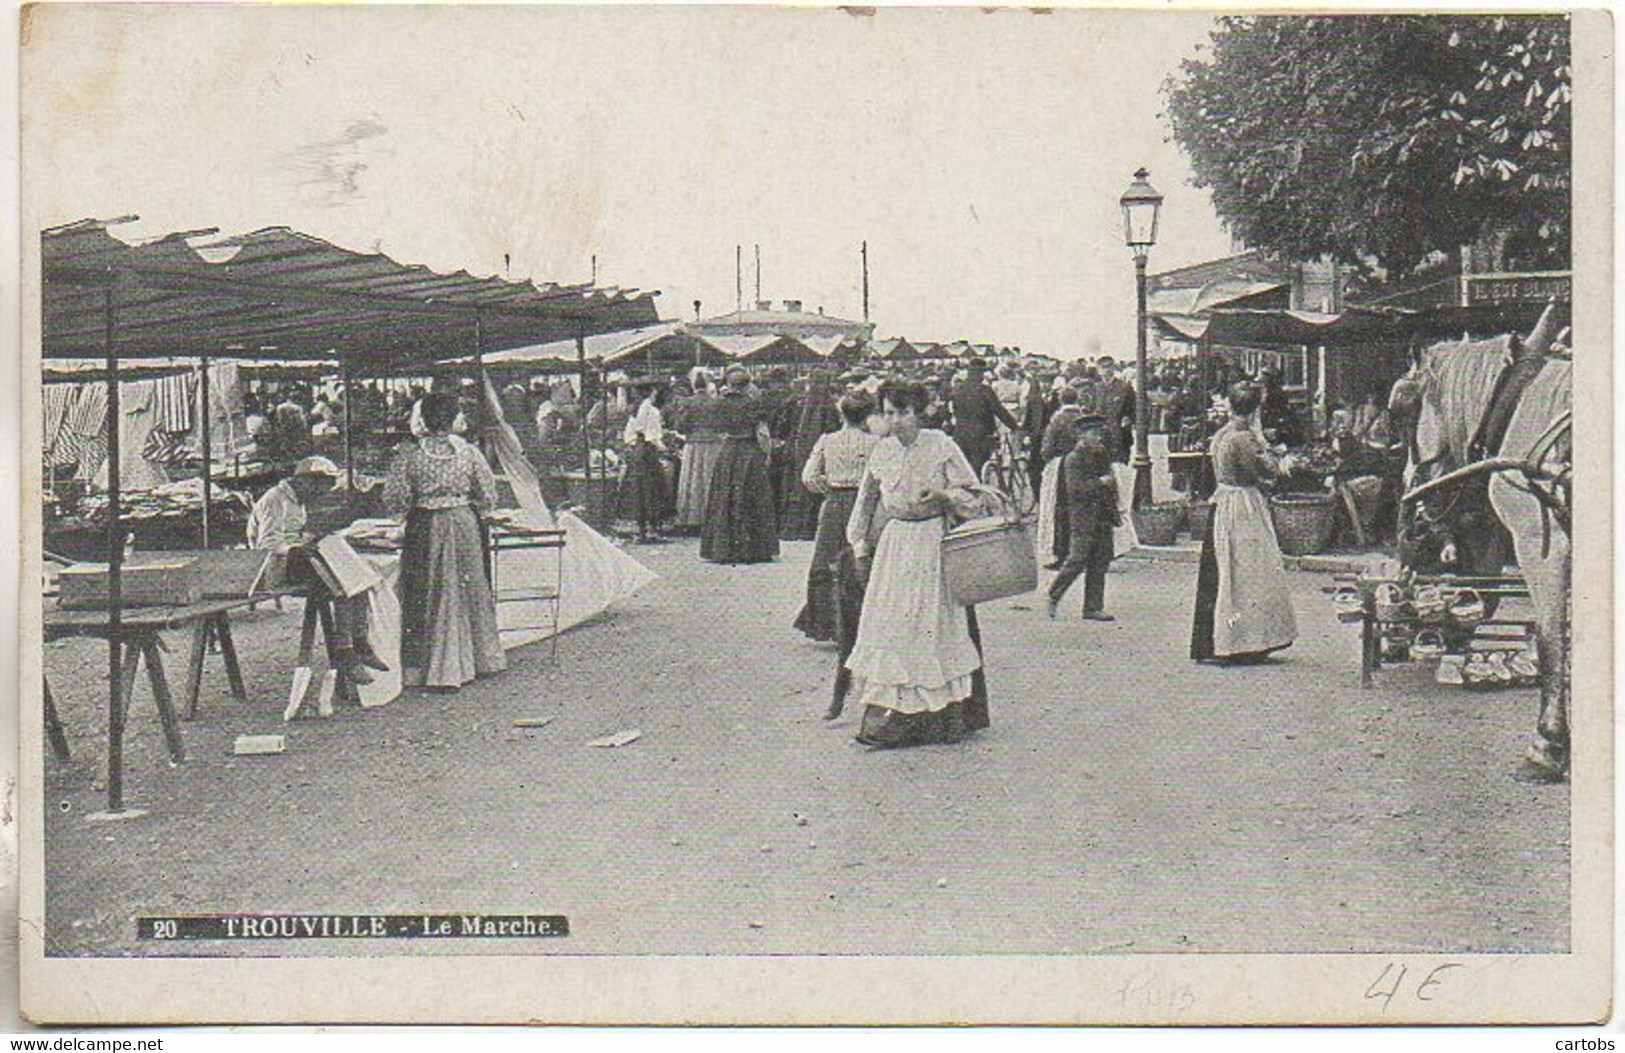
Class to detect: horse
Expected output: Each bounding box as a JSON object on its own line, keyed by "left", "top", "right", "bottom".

{"left": 1388, "top": 319, "right": 1572, "bottom": 782}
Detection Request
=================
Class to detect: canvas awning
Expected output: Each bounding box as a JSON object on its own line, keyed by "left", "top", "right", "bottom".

{"left": 42, "top": 218, "right": 661, "bottom": 373}
{"left": 1152, "top": 300, "right": 1566, "bottom": 350}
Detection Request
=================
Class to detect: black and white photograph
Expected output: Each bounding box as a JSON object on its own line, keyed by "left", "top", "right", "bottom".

{"left": 15, "top": 3, "right": 1612, "bottom": 1026}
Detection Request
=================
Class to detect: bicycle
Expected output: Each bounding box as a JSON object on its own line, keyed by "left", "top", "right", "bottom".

{"left": 979, "top": 428, "right": 1037, "bottom": 519}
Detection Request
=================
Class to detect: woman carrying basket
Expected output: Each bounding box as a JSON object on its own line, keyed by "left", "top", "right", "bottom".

{"left": 844, "top": 379, "right": 990, "bottom": 749}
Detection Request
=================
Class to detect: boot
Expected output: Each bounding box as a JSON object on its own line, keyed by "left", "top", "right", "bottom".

{"left": 351, "top": 637, "right": 390, "bottom": 672}
{"left": 334, "top": 645, "right": 375, "bottom": 686}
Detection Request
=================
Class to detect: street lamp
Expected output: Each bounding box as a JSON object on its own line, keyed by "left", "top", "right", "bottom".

{"left": 1120, "top": 167, "right": 1163, "bottom": 510}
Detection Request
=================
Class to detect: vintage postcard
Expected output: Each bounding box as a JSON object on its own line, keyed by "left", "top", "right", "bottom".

{"left": 16, "top": 3, "right": 1612, "bottom": 1025}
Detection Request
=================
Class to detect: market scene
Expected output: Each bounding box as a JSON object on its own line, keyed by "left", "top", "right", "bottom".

{"left": 32, "top": 9, "right": 1576, "bottom": 960}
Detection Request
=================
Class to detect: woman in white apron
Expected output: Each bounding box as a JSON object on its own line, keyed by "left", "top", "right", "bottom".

{"left": 1190, "top": 382, "right": 1297, "bottom": 664}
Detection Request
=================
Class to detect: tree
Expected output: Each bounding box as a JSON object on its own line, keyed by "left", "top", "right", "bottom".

{"left": 1163, "top": 15, "right": 1570, "bottom": 275}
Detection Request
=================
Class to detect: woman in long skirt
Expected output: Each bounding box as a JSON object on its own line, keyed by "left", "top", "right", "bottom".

{"left": 617, "top": 379, "right": 676, "bottom": 542}
{"left": 383, "top": 393, "right": 506, "bottom": 690}
{"left": 778, "top": 376, "right": 841, "bottom": 541}
{"left": 700, "top": 365, "right": 779, "bottom": 564}
{"left": 672, "top": 381, "right": 722, "bottom": 534}
{"left": 1190, "top": 382, "right": 1298, "bottom": 664}
{"left": 845, "top": 379, "right": 989, "bottom": 748}
{"left": 793, "top": 390, "right": 878, "bottom": 642}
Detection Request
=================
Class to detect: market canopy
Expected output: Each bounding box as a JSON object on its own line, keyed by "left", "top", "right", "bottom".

{"left": 600, "top": 330, "right": 733, "bottom": 369}
{"left": 737, "top": 335, "right": 823, "bottom": 365}
{"left": 41, "top": 218, "right": 662, "bottom": 374}
{"left": 1153, "top": 300, "right": 1567, "bottom": 350}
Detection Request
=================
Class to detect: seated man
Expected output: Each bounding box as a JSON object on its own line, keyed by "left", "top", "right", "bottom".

{"left": 247, "top": 456, "right": 387, "bottom": 684}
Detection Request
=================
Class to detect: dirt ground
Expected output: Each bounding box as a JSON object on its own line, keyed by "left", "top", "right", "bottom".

{"left": 40, "top": 538, "right": 1569, "bottom": 957}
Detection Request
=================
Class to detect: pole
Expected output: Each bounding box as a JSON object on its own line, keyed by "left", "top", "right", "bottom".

{"left": 199, "top": 353, "right": 212, "bottom": 549}
{"left": 104, "top": 279, "right": 125, "bottom": 813}
{"left": 861, "top": 240, "right": 870, "bottom": 322}
{"left": 1132, "top": 254, "right": 1153, "bottom": 509}
{"left": 576, "top": 321, "right": 590, "bottom": 520}
{"left": 754, "top": 244, "right": 761, "bottom": 304}
{"left": 736, "top": 245, "right": 742, "bottom": 313}
{"left": 341, "top": 357, "right": 354, "bottom": 493}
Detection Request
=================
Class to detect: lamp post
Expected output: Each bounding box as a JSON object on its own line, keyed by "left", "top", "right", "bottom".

{"left": 1120, "top": 167, "right": 1163, "bottom": 510}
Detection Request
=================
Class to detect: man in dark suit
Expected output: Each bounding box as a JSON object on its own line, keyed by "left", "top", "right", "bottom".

{"left": 949, "top": 360, "right": 1019, "bottom": 478}
{"left": 1046, "top": 415, "right": 1121, "bottom": 622}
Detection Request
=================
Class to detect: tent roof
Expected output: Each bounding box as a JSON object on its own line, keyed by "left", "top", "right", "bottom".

{"left": 482, "top": 323, "right": 682, "bottom": 365}
{"left": 41, "top": 218, "right": 661, "bottom": 373}
{"left": 738, "top": 335, "right": 822, "bottom": 364}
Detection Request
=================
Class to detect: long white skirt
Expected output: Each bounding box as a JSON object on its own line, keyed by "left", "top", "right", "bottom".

{"left": 1035, "top": 458, "right": 1062, "bottom": 559}
{"left": 1211, "top": 483, "right": 1297, "bottom": 656}
{"left": 845, "top": 517, "right": 982, "bottom": 713}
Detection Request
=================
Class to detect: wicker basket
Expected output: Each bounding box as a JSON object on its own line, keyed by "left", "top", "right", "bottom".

{"left": 1185, "top": 500, "right": 1214, "bottom": 541}
{"left": 1269, "top": 492, "right": 1337, "bottom": 556}
{"left": 941, "top": 514, "right": 1037, "bottom": 605}
{"left": 1130, "top": 502, "right": 1187, "bottom": 547}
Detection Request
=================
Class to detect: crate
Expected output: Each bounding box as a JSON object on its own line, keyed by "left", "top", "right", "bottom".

{"left": 57, "top": 559, "right": 202, "bottom": 610}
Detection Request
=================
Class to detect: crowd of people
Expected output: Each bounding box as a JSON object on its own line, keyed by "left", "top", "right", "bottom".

{"left": 238, "top": 351, "right": 1403, "bottom": 728}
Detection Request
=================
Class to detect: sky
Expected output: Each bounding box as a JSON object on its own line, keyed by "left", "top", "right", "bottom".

{"left": 22, "top": 4, "right": 1238, "bottom": 360}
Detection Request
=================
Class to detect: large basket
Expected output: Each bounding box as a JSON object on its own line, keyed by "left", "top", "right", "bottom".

{"left": 1130, "top": 502, "right": 1187, "bottom": 547}
{"left": 941, "top": 501, "right": 1037, "bottom": 606}
{"left": 1270, "top": 492, "right": 1337, "bottom": 556}
{"left": 1185, "top": 500, "right": 1214, "bottom": 541}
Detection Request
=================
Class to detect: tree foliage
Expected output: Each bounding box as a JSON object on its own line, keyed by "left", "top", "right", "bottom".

{"left": 1163, "top": 15, "right": 1570, "bottom": 274}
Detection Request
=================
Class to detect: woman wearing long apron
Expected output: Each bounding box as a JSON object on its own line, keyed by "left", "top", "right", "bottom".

{"left": 1190, "top": 382, "right": 1298, "bottom": 665}
{"left": 845, "top": 379, "right": 989, "bottom": 748}
{"left": 673, "top": 379, "right": 723, "bottom": 534}
{"left": 793, "top": 390, "right": 878, "bottom": 642}
{"left": 384, "top": 393, "right": 507, "bottom": 690}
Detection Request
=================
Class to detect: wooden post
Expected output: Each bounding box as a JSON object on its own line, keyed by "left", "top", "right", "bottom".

{"left": 199, "top": 353, "right": 212, "bottom": 549}
{"left": 104, "top": 277, "right": 125, "bottom": 813}
{"left": 342, "top": 356, "right": 355, "bottom": 493}
{"left": 576, "top": 320, "right": 590, "bottom": 518}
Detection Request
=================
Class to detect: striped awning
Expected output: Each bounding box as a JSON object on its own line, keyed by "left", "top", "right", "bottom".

{"left": 41, "top": 218, "right": 661, "bottom": 374}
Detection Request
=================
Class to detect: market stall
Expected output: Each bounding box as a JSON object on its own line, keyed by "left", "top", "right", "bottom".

{"left": 39, "top": 216, "right": 661, "bottom": 813}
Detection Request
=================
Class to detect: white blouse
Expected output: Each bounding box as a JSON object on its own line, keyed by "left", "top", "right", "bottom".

{"left": 623, "top": 399, "right": 666, "bottom": 447}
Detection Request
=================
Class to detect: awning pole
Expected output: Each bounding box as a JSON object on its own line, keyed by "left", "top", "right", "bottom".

{"left": 342, "top": 356, "right": 354, "bottom": 493}
{"left": 199, "top": 354, "right": 212, "bottom": 549}
{"left": 576, "top": 321, "right": 590, "bottom": 510}
{"left": 104, "top": 276, "right": 125, "bottom": 814}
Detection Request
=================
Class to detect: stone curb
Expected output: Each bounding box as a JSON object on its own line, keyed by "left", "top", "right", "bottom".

{"left": 1124, "top": 545, "right": 1388, "bottom": 575}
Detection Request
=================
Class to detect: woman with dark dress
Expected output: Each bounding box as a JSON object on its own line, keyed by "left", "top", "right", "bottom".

{"left": 700, "top": 365, "right": 779, "bottom": 564}
{"left": 777, "top": 374, "right": 841, "bottom": 541}
{"left": 617, "top": 379, "right": 677, "bottom": 542}
{"left": 793, "top": 390, "right": 878, "bottom": 642}
{"left": 1190, "top": 383, "right": 1298, "bottom": 665}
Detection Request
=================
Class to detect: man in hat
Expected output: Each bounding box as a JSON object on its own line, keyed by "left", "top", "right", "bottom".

{"left": 248, "top": 456, "right": 387, "bottom": 682}
{"left": 1047, "top": 414, "right": 1120, "bottom": 621}
{"left": 948, "top": 358, "right": 1019, "bottom": 477}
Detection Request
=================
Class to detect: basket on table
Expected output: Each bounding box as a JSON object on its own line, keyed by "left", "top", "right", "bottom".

{"left": 1130, "top": 501, "right": 1187, "bottom": 547}
{"left": 1269, "top": 492, "right": 1337, "bottom": 556}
